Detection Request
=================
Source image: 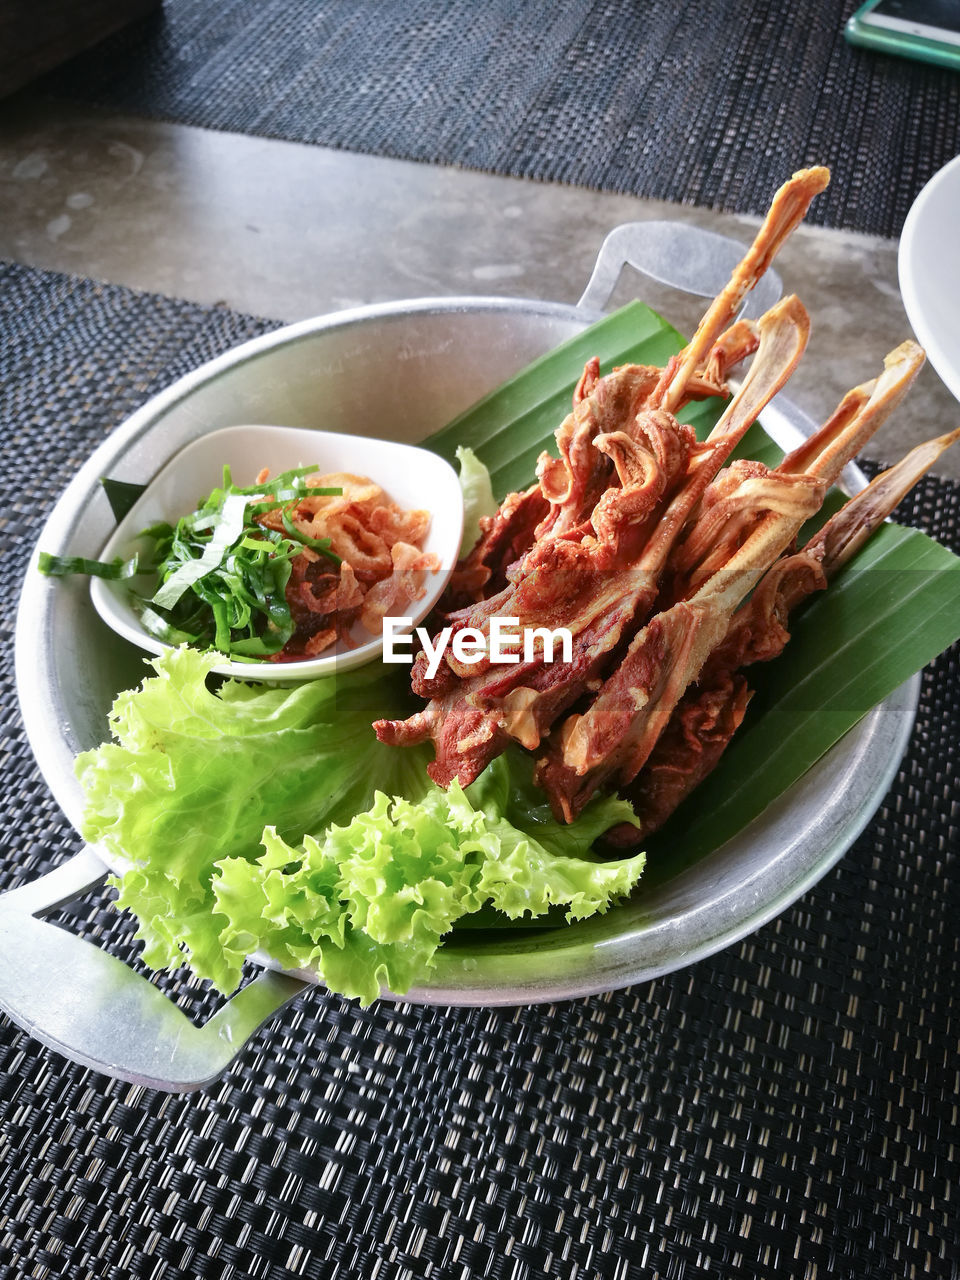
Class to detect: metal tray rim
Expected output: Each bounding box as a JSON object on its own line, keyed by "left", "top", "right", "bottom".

{"left": 15, "top": 293, "right": 919, "bottom": 1006}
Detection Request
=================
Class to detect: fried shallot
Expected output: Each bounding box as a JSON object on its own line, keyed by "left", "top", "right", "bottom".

{"left": 257, "top": 470, "right": 438, "bottom": 659}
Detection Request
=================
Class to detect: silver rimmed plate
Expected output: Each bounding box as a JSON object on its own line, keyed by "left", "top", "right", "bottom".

{"left": 17, "top": 295, "right": 917, "bottom": 1014}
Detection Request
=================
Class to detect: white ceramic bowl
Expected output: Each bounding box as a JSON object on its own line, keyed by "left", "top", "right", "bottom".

{"left": 89, "top": 424, "right": 464, "bottom": 681}
{"left": 899, "top": 152, "right": 960, "bottom": 405}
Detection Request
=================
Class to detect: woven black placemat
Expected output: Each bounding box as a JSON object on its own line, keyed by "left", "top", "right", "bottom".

{"left": 1, "top": 259, "right": 958, "bottom": 1279}
{"left": 35, "top": 0, "right": 960, "bottom": 239}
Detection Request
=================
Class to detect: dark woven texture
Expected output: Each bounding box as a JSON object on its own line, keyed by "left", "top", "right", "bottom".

{"left": 36, "top": 0, "right": 960, "bottom": 238}
{"left": 1, "top": 260, "right": 959, "bottom": 1279}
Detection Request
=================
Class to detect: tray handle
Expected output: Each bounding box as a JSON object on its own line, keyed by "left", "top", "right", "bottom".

{"left": 0, "top": 847, "right": 306, "bottom": 1092}
{"left": 578, "top": 220, "right": 783, "bottom": 317}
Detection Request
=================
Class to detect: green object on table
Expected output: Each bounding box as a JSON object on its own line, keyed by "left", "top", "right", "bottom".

{"left": 845, "top": 2, "right": 960, "bottom": 74}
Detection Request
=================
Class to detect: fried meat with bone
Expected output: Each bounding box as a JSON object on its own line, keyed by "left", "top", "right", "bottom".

{"left": 375, "top": 166, "right": 931, "bottom": 815}
{"left": 536, "top": 341, "right": 926, "bottom": 821}
{"left": 375, "top": 170, "right": 828, "bottom": 786}
{"left": 602, "top": 421, "right": 960, "bottom": 846}
{"left": 376, "top": 294, "right": 810, "bottom": 785}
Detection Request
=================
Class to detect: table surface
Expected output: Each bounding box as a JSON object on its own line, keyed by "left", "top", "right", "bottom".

{"left": 0, "top": 296, "right": 957, "bottom": 1268}
{"left": 1, "top": 10, "right": 959, "bottom": 1279}
{"left": 1, "top": 96, "right": 958, "bottom": 474}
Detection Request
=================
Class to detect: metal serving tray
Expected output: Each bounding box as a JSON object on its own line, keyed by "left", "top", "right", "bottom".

{"left": 5, "top": 224, "right": 918, "bottom": 1090}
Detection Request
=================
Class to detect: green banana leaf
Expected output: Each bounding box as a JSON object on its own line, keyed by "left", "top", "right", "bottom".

{"left": 423, "top": 299, "right": 960, "bottom": 872}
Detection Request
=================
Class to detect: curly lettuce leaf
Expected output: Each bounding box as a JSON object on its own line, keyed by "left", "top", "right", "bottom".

{"left": 212, "top": 773, "right": 643, "bottom": 1003}
{"left": 77, "top": 647, "right": 432, "bottom": 988}
{"left": 76, "top": 648, "right": 644, "bottom": 1002}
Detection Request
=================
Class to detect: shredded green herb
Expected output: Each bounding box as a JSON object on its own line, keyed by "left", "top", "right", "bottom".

{"left": 40, "top": 464, "right": 343, "bottom": 659}
{"left": 38, "top": 551, "right": 140, "bottom": 580}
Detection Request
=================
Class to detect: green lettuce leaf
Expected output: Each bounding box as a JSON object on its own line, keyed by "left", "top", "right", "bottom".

{"left": 213, "top": 766, "right": 642, "bottom": 1004}
{"left": 455, "top": 444, "right": 497, "bottom": 555}
{"left": 78, "top": 648, "right": 645, "bottom": 1001}
{"left": 77, "top": 646, "right": 431, "bottom": 989}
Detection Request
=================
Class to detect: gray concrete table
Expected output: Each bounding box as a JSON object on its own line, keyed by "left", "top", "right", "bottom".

{"left": 1, "top": 97, "right": 956, "bottom": 473}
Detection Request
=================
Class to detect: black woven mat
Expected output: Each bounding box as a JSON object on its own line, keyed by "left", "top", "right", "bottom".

{"left": 35, "top": 0, "right": 960, "bottom": 239}
{"left": 2, "top": 259, "right": 959, "bottom": 1279}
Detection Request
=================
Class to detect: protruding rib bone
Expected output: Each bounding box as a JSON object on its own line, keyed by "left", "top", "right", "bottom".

{"left": 640, "top": 294, "right": 810, "bottom": 571}
{"left": 682, "top": 340, "right": 927, "bottom": 604}
{"left": 654, "top": 166, "right": 829, "bottom": 414}
{"left": 805, "top": 421, "right": 960, "bottom": 579}
{"left": 778, "top": 341, "right": 925, "bottom": 486}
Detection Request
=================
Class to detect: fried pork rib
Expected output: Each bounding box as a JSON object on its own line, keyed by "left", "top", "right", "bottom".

{"left": 601, "top": 422, "right": 960, "bottom": 845}
{"left": 374, "top": 165, "right": 938, "bottom": 832}
{"left": 376, "top": 295, "right": 812, "bottom": 786}
{"left": 535, "top": 340, "right": 925, "bottom": 820}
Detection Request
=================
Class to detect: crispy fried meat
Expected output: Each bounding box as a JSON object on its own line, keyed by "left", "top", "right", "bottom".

{"left": 373, "top": 168, "right": 944, "bottom": 837}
